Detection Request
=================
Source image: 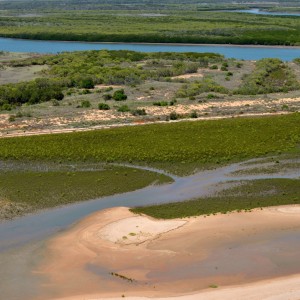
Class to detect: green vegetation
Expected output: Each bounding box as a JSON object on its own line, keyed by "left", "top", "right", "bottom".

{"left": 0, "top": 165, "right": 172, "bottom": 219}
{"left": 0, "top": 78, "right": 64, "bottom": 109}
{"left": 98, "top": 103, "right": 110, "bottom": 110}
{"left": 0, "top": 0, "right": 300, "bottom": 45}
{"left": 113, "top": 89, "right": 127, "bottom": 101}
{"left": 176, "top": 78, "right": 228, "bottom": 98}
{"left": 0, "top": 113, "right": 300, "bottom": 174}
{"left": 131, "top": 178, "right": 300, "bottom": 218}
{"left": 236, "top": 59, "right": 300, "bottom": 94}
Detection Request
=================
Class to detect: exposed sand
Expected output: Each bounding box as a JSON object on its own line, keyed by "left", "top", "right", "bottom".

{"left": 34, "top": 205, "right": 300, "bottom": 300}
{"left": 171, "top": 70, "right": 203, "bottom": 79}
{"left": 99, "top": 216, "right": 186, "bottom": 245}
{"left": 54, "top": 274, "right": 300, "bottom": 300}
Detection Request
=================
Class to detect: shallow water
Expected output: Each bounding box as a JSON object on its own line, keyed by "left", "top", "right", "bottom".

{"left": 0, "top": 158, "right": 299, "bottom": 253}
{"left": 0, "top": 158, "right": 299, "bottom": 299}
{"left": 1, "top": 37, "right": 300, "bottom": 60}
{"left": 225, "top": 8, "right": 300, "bottom": 17}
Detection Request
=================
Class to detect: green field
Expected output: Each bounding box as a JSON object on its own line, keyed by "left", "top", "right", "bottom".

{"left": 131, "top": 178, "right": 300, "bottom": 218}
{"left": 0, "top": 164, "right": 172, "bottom": 219}
{"left": 0, "top": 0, "right": 300, "bottom": 45}
{"left": 0, "top": 113, "right": 300, "bottom": 174}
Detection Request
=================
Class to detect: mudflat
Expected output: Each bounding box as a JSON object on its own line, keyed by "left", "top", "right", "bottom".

{"left": 34, "top": 205, "right": 300, "bottom": 300}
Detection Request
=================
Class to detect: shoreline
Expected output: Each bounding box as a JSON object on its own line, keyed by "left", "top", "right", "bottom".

{"left": 34, "top": 205, "right": 300, "bottom": 300}
{"left": 2, "top": 36, "right": 300, "bottom": 49}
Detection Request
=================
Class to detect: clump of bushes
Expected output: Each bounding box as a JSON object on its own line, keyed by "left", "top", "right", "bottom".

{"left": 169, "top": 111, "right": 179, "bottom": 120}
{"left": 236, "top": 58, "right": 300, "bottom": 95}
{"left": 176, "top": 78, "right": 228, "bottom": 98}
{"left": 113, "top": 89, "right": 127, "bottom": 101}
{"left": 117, "top": 105, "right": 130, "bottom": 112}
{"left": 98, "top": 103, "right": 110, "bottom": 110}
{"left": 190, "top": 111, "right": 198, "bottom": 118}
{"left": 153, "top": 101, "right": 169, "bottom": 107}
{"left": 80, "top": 100, "right": 91, "bottom": 108}
{"left": 0, "top": 78, "right": 64, "bottom": 106}
{"left": 131, "top": 109, "right": 147, "bottom": 116}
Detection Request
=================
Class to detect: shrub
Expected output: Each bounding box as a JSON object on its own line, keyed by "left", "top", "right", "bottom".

{"left": 79, "top": 78, "right": 94, "bottom": 89}
{"left": 80, "top": 100, "right": 91, "bottom": 108}
{"left": 103, "top": 94, "right": 112, "bottom": 100}
{"left": 52, "top": 99, "right": 60, "bottom": 106}
{"left": 8, "top": 115, "right": 16, "bottom": 122}
{"left": 190, "top": 111, "right": 198, "bottom": 118}
{"left": 209, "top": 65, "right": 218, "bottom": 70}
{"left": 153, "top": 101, "right": 168, "bottom": 106}
{"left": 169, "top": 111, "right": 179, "bottom": 120}
{"left": 131, "top": 109, "right": 147, "bottom": 116}
{"left": 113, "top": 89, "right": 127, "bottom": 101}
{"left": 206, "top": 93, "right": 218, "bottom": 99}
{"left": 117, "top": 105, "right": 130, "bottom": 112}
{"left": 169, "top": 99, "right": 177, "bottom": 106}
{"left": 98, "top": 103, "right": 110, "bottom": 110}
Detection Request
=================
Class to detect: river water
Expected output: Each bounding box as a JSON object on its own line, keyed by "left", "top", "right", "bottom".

{"left": 1, "top": 37, "right": 300, "bottom": 60}
{"left": 225, "top": 8, "right": 300, "bottom": 17}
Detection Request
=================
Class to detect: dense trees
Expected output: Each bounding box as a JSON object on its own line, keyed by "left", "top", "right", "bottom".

{"left": 0, "top": 78, "right": 64, "bottom": 109}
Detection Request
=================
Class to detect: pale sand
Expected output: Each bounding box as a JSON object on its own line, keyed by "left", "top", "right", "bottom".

{"left": 54, "top": 274, "right": 300, "bottom": 300}
{"left": 99, "top": 216, "right": 186, "bottom": 245}
{"left": 35, "top": 205, "right": 300, "bottom": 300}
{"left": 171, "top": 70, "right": 203, "bottom": 79}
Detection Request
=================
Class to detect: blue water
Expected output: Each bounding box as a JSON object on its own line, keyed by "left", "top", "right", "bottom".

{"left": 227, "top": 8, "right": 300, "bottom": 17}
{"left": 1, "top": 37, "right": 300, "bottom": 61}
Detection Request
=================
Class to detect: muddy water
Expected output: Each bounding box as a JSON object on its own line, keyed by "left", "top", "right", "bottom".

{"left": 0, "top": 159, "right": 300, "bottom": 252}
{"left": 0, "top": 158, "right": 300, "bottom": 299}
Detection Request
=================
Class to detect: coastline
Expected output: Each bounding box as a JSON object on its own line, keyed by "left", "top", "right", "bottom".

{"left": 1, "top": 36, "right": 300, "bottom": 49}
{"left": 34, "top": 205, "right": 300, "bottom": 300}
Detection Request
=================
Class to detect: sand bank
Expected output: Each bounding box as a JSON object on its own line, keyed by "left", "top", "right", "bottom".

{"left": 35, "top": 205, "right": 300, "bottom": 300}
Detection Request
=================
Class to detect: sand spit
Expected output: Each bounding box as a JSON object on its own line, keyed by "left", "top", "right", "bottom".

{"left": 99, "top": 216, "right": 186, "bottom": 245}
{"left": 35, "top": 205, "right": 300, "bottom": 300}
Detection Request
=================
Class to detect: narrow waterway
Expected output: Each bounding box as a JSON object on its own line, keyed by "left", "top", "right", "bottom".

{"left": 0, "top": 158, "right": 299, "bottom": 299}
{"left": 1, "top": 37, "right": 300, "bottom": 60}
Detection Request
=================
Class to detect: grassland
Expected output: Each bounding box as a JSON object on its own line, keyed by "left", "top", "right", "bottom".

{"left": 131, "top": 178, "right": 300, "bottom": 218}
{"left": 0, "top": 113, "right": 300, "bottom": 175}
{"left": 0, "top": 164, "right": 172, "bottom": 220}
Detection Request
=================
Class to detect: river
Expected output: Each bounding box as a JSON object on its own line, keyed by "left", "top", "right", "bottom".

{"left": 1, "top": 37, "right": 300, "bottom": 60}
{"left": 225, "top": 8, "right": 300, "bottom": 17}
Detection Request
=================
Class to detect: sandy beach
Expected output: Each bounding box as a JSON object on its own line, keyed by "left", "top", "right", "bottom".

{"left": 32, "top": 204, "right": 300, "bottom": 300}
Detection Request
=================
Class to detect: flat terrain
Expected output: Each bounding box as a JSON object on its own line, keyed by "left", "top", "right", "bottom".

{"left": 1, "top": 51, "right": 300, "bottom": 137}
{"left": 33, "top": 205, "right": 300, "bottom": 300}
{"left": 0, "top": 0, "right": 300, "bottom": 45}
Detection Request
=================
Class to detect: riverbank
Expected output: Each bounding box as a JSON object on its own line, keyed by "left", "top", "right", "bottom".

{"left": 3, "top": 37, "right": 300, "bottom": 49}
{"left": 35, "top": 205, "right": 300, "bottom": 300}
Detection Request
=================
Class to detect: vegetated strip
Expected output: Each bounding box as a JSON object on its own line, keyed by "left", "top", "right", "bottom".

{"left": 0, "top": 166, "right": 172, "bottom": 220}
{"left": 131, "top": 179, "right": 300, "bottom": 219}
{"left": 0, "top": 114, "right": 300, "bottom": 171}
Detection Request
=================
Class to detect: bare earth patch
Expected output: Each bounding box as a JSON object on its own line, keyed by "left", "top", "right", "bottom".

{"left": 35, "top": 205, "right": 300, "bottom": 300}
{"left": 99, "top": 215, "right": 186, "bottom": 245}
